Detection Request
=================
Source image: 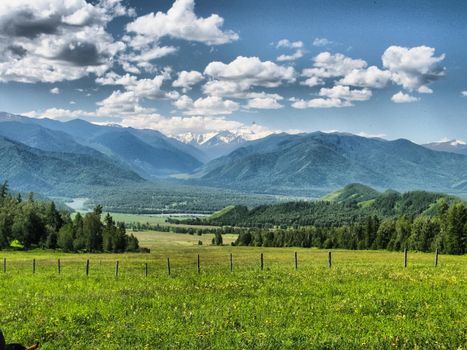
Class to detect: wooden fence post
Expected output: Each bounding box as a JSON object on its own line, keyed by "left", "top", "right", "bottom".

{"left": 435, "top": 249, "right": 439, "bottom": 267}
{"left": 167, "top": 257, "right": 171, "bottom": 275}
{"left": 197, "top": 254, "right": 200, "bottom": 274}
{"left": 328, "top": 251, "right": 332, "bottom": 268}
{"left": 86, "top": 259, "right": 89, "bottom": 276}
{"left": 404, "top": 248, "right": 408, "bottom": 268}
{"left": 58, "top": 258, "right": 61, "bottom": 274}
{"left": 294, "top": 252, "right": 298, "bottom": 270}
{"left": 260, "top": 253, "right": 264, "bottom": 271}
{"left": 115, "top": 260, "right": 119, "bottom": 278}
{"left": 229, "top": 253, "right": 233, "bottom": 273}
{"left": 32, "top": 259, "right": 36, "bottom": 274}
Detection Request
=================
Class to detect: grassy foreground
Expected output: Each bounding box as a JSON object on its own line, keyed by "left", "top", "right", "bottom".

{"left": 0, "top": 231, "right": 466, "bottom": 349}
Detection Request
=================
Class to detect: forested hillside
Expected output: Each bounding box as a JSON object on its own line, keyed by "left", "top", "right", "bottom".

{"left": 172, "top": 185, "right": 466, "bottom": 254}
{"left": 0, "top": 182, "right": 139, "bottom": 252}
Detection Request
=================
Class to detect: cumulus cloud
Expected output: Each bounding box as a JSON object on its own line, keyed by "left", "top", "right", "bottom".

{"left": 382, "top": 45, "right": 445, "bottom": 93}
{"left": 23, "top": 107, "right": 95, "bottom": 120}
{"left": 291, "top": 85, "right": 371, "bottom": 109}
{"left": 461, "top": 91, "right": 467, "bottom": 97}
{"left": 339, "top": 66, "right": 391, "bottom": 88}
{"left": 277, "top": 50, "right": 304, "bottom": 62}
{"left": 50, "top": 87, "right": 60, "bottom": 94}
{"left": 276, "top": 39, "right": 304, "bottom": 49}
{"left": 96, "top": 70, "right": 173, "bottom": 117}
{"left": 205, "top": 56, "right": 295, "bottom": 87}
{"left": 126, "top": 0, "right": 238, "bottom": 45}
{"left": 312, "top": 37, "right": 333, "bottom": 47}
{"left": 173, "top": 95, "right": 239, "bottom": 115}
{"left": 0, "top": 0, "right": 131, "bottom": 83}
{"left": 391, "top": 91, "right": 420, "bottom": 103}
{"left": 245, "top": 93, "right": 284, "bottom": 109}
{"left": 301, "top": 52, "right": 367, "bottom": 87}
{"left": 172, "top": 70, "right": 204, "bottom": 91}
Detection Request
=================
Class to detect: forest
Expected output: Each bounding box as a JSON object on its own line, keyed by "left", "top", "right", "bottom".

{"left": 0, "top": 182, "right": 139, "bottom": 252}
{"left": 172, "top": 190, "right": 467, "bottom": 254}
{"left": 232, "top": 205, "right": 466, "bottom": 254}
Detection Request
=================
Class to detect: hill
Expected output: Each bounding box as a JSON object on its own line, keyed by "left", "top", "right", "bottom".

{"left": 321, "top": 183, "right": 380, "bottom": 203}
{"left": 192, "top": 132, "right": 467, "bottom": 196}
{"left": 0, "top": 136, "right": 143, "bottom": 194}
{"left": 205, "top": 185, "right": 458, "bottom": 227}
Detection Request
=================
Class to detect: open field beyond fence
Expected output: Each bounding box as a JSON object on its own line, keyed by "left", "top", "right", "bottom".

{"left": 0, "top": 231, "right": 466, "bottom": 349}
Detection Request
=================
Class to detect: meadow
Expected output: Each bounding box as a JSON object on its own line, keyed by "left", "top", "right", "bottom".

{"left": 0, "top": 230, "right": 466, "bottom": 349}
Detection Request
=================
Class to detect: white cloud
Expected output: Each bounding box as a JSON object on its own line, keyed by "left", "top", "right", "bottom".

{"left": 277, "top": 50, "right": 304, "bottom": 62}
{"left": 96, "top": 70, "right": 172, "bottom": 117}
{"left": 291, "top": 85, "right": 371, "bottom": 109}
{"left": 173, "top": 95, "right": 239, "bottom": 116}
{"left": 319, "top": 85, "right": 372, "bottom": 101}
{"left": 291, "top": 98, "right": 351, "bottom": 109}
{"left": 382, "top": 45, "right": 445, "bottom": 92}
{"left": 0, "top": 0, "right": 131, "bottom": 83}
{"left": 126, "top": 0, "right": 238, "bottom": 45}
{"left": 356, "top": 131, "right": 386, "bottom": 138}
{"left": 204, "top": 56, "right": 295, "bottom": 92}
{"left": 246, "top": 95, "right": 283, "bottom": 109}
{"left": 339, "top": 66, "right": 391, "bottom": 88}
{"left": 276, "top": 39, "right": 304, "bottom": 49}
{"left": 461, "top": 91, "right": 467, "bottom": 97}
{"left": 391, "top": 91, "right": 420, "bottom": 103}
{"left": 50, "top": 87, "right": 60, "bottom": 94}
{"left": 23, "top": 108, "right": 95, "bottom": 120}
{"left": 301, "top": 52, "right": 367, "bottom": 87}
{"left": 312, "top": 38, "right": 332, "bottom": 47}
{"left": 172, "top": 70, "right": 204, "bottom": 91}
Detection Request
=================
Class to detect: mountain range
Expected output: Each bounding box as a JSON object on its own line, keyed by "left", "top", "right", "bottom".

{"left": 176, "top": 130, "right": 252, "bottom": 161}
{"left": 0, "top": 111, "right": 466, "bottom": 199}
{"left": 191, "top": 132, "right": 467, "bottom": 196}
{"left": 423, "top": 139, "right": 467, "bottom": 156}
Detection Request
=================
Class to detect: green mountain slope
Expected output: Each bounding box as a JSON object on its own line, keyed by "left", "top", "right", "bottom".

{"left": 206, "top": 185, "right": 459, "bottom": 227}
{"left": 193, "top": 132, "right": 467, "bottom": 196}
{"left": 0, "top": 136, "right": 143, "bottom": 194}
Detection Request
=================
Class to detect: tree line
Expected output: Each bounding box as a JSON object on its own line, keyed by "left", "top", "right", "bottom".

{"left": 233, "top": 202, "right": 466, "bottom": 254}
{"left": 0, "top": 181, "right": 139, "bottom": 253}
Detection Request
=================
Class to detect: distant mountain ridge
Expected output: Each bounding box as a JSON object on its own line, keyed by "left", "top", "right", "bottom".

{"left": 0, "top": 112, "right": 203, "bottom": 178}
{"left": 423, "top": 139, "right": 467, "bottom": 156}
{"left": 0, "top": 136, "right": 143, "bottom": 194}
{"left": 175, "top": 130, "right": 250, "bottom": 161}
{"left": 191, "top": 132, "right": 467, "bottom": 196}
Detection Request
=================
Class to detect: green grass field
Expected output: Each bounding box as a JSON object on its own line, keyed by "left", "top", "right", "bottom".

{"left": 0, "top": 230, "right": 466, "bottom": 349}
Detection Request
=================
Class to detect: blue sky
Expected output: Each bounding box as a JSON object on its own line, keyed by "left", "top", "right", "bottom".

{"left": 0, "top": 0, "right": 466, "bottom": 143}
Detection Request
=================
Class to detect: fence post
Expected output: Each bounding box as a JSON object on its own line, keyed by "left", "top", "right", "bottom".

{"left": 229, "top": 253, "right": 233, "bottom": 273}
{"left": 86, "top": 259, "right": 89, "bottom": 276}
{"left": 328, "top": 251, "right": 332, "bottom": 268}
{"left": 58, "top": 258, "right": 61, "bottom": 274}
{"left": 294, "top": 252, "right": 298, "bottom": 270}
{"left": 404, "top": 248, "right": 408, "bottom": 268}
{"left": 167, "top": 257, "right": 171, "bottom": 276}
{"left": 145, "top": 263, "right": 148, "bottom": 277}
{"left": 3, "top": 258, "right": 5, "bottom": 273}
{"left": 197, "top": 254, "right": 200, "bottom": 274}
{"left": 434, "top": 249, "right": 439, "bottom": 267}
{"left": 33, "top": 259, "right": 36, "bottom": 274}
{"left": 260, "top": 253, "right": 264, "bottom": 271}
{"left": 115, "top": 260, "right": 119, "bottom": 278}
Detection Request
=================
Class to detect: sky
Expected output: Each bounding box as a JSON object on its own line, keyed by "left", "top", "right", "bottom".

{"left": 0, "top": 0, "right": 466, "bottom": 143}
